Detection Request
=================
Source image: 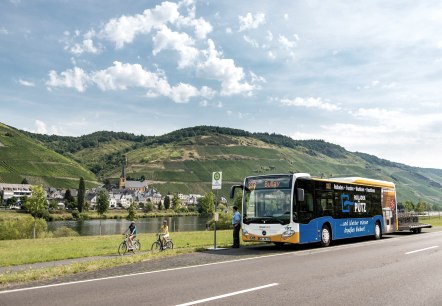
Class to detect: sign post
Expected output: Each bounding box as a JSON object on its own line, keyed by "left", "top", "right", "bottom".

{"left": 212, "top": 171, "right": 222, "bottom": 250}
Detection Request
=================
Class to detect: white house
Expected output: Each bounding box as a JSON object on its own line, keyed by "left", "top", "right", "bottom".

{"left": 0, "top": 183, "right": 32, "bottom": 202}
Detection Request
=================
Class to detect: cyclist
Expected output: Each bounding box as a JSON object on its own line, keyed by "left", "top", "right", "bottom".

{"left": 124, "top": 221, "right": 137, "bottom": 249}
{"left": 158, "top": 220, "right": 169, "bottom": 248}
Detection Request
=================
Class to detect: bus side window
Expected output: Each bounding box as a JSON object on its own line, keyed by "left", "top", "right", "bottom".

{"left": 316, "top": 192, "right": 333, "bottom": 217}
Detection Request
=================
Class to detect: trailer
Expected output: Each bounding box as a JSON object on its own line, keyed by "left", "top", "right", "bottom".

{"left": 397, "top": 212, "right": 432, "bottom": 233}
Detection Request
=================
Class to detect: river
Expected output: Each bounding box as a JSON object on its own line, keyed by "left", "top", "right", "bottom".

{"left": 47, "top": 215, "right": 211, "bottom": 236}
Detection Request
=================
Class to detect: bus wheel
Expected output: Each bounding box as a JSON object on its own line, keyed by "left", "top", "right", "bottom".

{"left": 320, "top": 225, "right": 331, "bottom": 247}
{"left": 374, "top": 222, "right": 382, "bottom": 240}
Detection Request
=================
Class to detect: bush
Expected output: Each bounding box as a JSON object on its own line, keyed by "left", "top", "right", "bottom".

{"left": 207, "top": 211, "right": 233, "bottom": 230}
{"left": 71, "top": 209, "right": 80, "bottom": 219}
{"left": 79, "top": 212, "right": 90, "bottom": 220}
{"left": 52, "top": 227, "right": 80, "bottom": 238}
{"left": 0, "top": 216, "right": 48, "bottom": 240}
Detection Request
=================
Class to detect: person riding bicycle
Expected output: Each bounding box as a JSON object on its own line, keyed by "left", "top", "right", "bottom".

{"left": 124, "top": 221, "right": 137, "bottom": 249}
{"left": 158, "top": 220, "right": 169, "bottom": 248}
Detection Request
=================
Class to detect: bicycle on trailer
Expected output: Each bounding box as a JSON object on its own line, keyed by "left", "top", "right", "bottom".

{"left": 118, "top": 234, "right": 141, "bottom": 255}
{"left": 151, "top": 233, "right": 173, "bottom": 251}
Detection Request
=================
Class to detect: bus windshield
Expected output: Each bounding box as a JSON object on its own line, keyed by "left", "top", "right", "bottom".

{"left": 243, "top": 175, "right": 292, "bottom": 225}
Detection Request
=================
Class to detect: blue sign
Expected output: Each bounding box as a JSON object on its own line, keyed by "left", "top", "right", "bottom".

{"left": 341, "top": 194, "right": 354, "bottom": 213}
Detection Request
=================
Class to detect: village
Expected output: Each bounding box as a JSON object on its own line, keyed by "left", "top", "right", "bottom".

{"left": 0, "top": 165, "right": 207, "bottom": 211}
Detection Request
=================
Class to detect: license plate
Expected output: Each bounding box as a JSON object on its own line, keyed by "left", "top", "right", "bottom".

{"left": 258, "top": 237, "right": 270, "bottom": 241}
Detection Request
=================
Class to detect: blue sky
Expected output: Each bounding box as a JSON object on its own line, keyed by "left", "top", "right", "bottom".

{"left": 1, "top": 0, "right": 442, "bottom": 169}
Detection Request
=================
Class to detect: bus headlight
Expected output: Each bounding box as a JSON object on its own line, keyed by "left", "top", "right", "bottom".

{"left": 242, "top": 229, "right": 249, "bottom": 236}
{"left": 282, "top": 229, "right": 295, "bottom": 238}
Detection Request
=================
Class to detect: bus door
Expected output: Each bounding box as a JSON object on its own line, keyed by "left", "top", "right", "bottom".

{"left": 381, "top": 188, "right": 396, "bottom": 233}
{"left": 382, "top": 208, "right": 393, "bottom": 233}
{"left": 295, "top": 179, "right": 317, "bottom": 243}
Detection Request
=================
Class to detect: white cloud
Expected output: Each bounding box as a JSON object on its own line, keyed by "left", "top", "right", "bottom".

{"left": 46, "top": 67, "right": 89, "bottom": 92}
{"left": 238, "top": 12, "right": 266, "bottom": 32}
{"left": 100, "top": 1, "right": 180, "bottom": 48}
{"left": 243, "top": 35, "right": 260, "bottom": 48}
{"left": 46, "top": 61, "right": 215, "bottom": 103}
{"left": 0, "top": 27, "right": 8, "bottom": 35}
{"left": 70, "top": 38, "right": 102, "bottom": 55}
{"left": 34, "top": 120, "right": 60, "bottom": 135}
{"left": 278, "top": 34, "right": 296, "bottom": 49}
{"left": 169, "top": 83, "right": 199, "bottom": 103}
{"left": 281, "top": 97, "right": 340, "bottom": 111}
{"left": 90, "top": 61, "right": 164, "bottom": 91}
{"left": 99, "top": 0, "right": 211, "bottom": 49}
{"left": 18, "top": 79, "right": 35, "bottom": 87}
{"left": 197, "top": 39, "right": 255, "bottom": 96}
{"left": 152, "top": 25, "right": 199, "bottom": 68}
{"left": 175, "top": 10, "right": 212, "bottom": 39}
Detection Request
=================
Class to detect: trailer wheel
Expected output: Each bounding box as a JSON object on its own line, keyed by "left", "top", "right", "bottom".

{"left": 320, "top": 224, "right": 331, "bottom": 247}
{"left": 374, "top": 221, "right": 382, "bottom": 240}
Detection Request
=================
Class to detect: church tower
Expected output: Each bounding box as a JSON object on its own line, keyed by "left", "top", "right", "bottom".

{"left": 119, "top": 162, "right": 126, "bottom": 189}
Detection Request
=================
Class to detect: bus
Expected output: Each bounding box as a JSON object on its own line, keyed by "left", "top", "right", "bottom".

{"left": 230, "top": 173, "right": 417, "bottom": 247}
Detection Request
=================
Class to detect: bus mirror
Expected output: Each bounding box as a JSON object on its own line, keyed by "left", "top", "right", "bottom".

{"left": 297, "top": 188, "right": 305, "bottom": 202}
{"left": 230, "top": 185, "right": 244, "bottom": 198}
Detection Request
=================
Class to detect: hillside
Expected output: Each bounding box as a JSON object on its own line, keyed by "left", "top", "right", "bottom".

{"left": 9, "top": 124, "right": 442, "bottom": 205}
{"left": 0, "top": 123, "right": 99, "bottom": 188}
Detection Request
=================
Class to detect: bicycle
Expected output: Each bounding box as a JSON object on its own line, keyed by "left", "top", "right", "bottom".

{"left": 118, "top": 234, "right": 141, "bottom": 255}
{"left": 151, "top": 234, "right": 173, "bottom": 251}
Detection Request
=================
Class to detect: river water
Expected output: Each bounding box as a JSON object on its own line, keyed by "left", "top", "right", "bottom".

{"left": 47, "top": 216, "right": 211, "bottom": 236}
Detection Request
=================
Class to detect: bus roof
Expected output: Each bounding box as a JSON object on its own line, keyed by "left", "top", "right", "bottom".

{"left": 243, "top": 173, "right": 395, "bottom": 189}
{"left": 325, "top": 177, "right": 395, "bottom": 188}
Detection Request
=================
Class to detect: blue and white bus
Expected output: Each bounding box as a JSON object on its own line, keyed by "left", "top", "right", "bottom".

{"left": 230, "top": 173, "right": 398, "bottom": 247}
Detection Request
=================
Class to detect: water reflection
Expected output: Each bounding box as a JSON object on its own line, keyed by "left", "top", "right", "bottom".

{"left": 47, "top": 216, "right": 211, "bottom": 236}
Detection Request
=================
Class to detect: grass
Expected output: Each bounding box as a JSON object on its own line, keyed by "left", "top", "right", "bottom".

{"left": 0, "top": 230, "right": 234, "bottom": 286}
{"left": 419, "top": 215, "right": 442, "bottom": 227}
{"left": 0, "top": 230, "right": 233, "bottom": 267}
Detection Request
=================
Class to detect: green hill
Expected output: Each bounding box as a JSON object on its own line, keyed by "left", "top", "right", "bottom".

{"left": 10, "top": 124, "right": 442, "bottom": 206}
{"left": 0, "top": 123, "right": 99, "bottom": 188}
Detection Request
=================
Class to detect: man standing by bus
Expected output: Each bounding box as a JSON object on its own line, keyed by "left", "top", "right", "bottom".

{"left": 232, "top": 206, "right": 241, "bottom": 248}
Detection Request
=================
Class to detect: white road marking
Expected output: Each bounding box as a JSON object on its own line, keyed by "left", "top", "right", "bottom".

{"left": 175, "top": 283, "right": 279, "bottom": 306}
{"left": 405, "top": 245, "right": 439, "bottom": 255}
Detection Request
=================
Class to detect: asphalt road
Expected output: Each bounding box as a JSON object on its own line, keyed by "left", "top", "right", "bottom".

{"left": 1, "top": 231, "right": 442, "bottom": 306}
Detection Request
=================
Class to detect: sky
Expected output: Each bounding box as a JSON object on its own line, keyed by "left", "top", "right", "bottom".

{"left": 1, "top": 0, "right": 442, "bottom": 169}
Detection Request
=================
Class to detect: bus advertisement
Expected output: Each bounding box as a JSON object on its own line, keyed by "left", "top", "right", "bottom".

{"left": 230, "top": 173, "right": 430, "bottom": 247}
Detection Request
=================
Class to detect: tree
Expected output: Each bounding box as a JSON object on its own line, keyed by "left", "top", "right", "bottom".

{"left": 198, "top": 192, "right": 215, "bottom": 214}
{"left": 172, "top": 194, "right": 182, "bottom": 210}
{"left": 164, "top": 195, "right": 171, "bottom": 210}
{"left": 25, "top": 185, "right": 47, "bottom": 239}
{"left": 96, "top": 189, "right": 109, "bottom": 235}
{"left": 415, "top": 200, "right": 427, "bottom": 213}
{"left": 127, "top": 202, "right": 136, "bottom": 221}
{"left": 21, "top": 178, "right": 29, "bottom": 184}
{"left": 77, "top": 177, "right": 86, "bottom": 212}
{"left": 404, "top": 200, "right": 414, "bottom": 212}
{"left": 64, "top": 189, "right": 76, "bottom": 210}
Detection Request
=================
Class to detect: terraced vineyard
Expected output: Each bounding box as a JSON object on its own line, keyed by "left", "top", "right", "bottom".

{"left": 0, "top": 123, "right": 98, "bottom": 188}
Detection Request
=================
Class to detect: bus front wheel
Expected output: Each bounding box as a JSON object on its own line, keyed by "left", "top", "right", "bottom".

{"left": 320, "top": 225, "right": 331, "bottom": 247}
